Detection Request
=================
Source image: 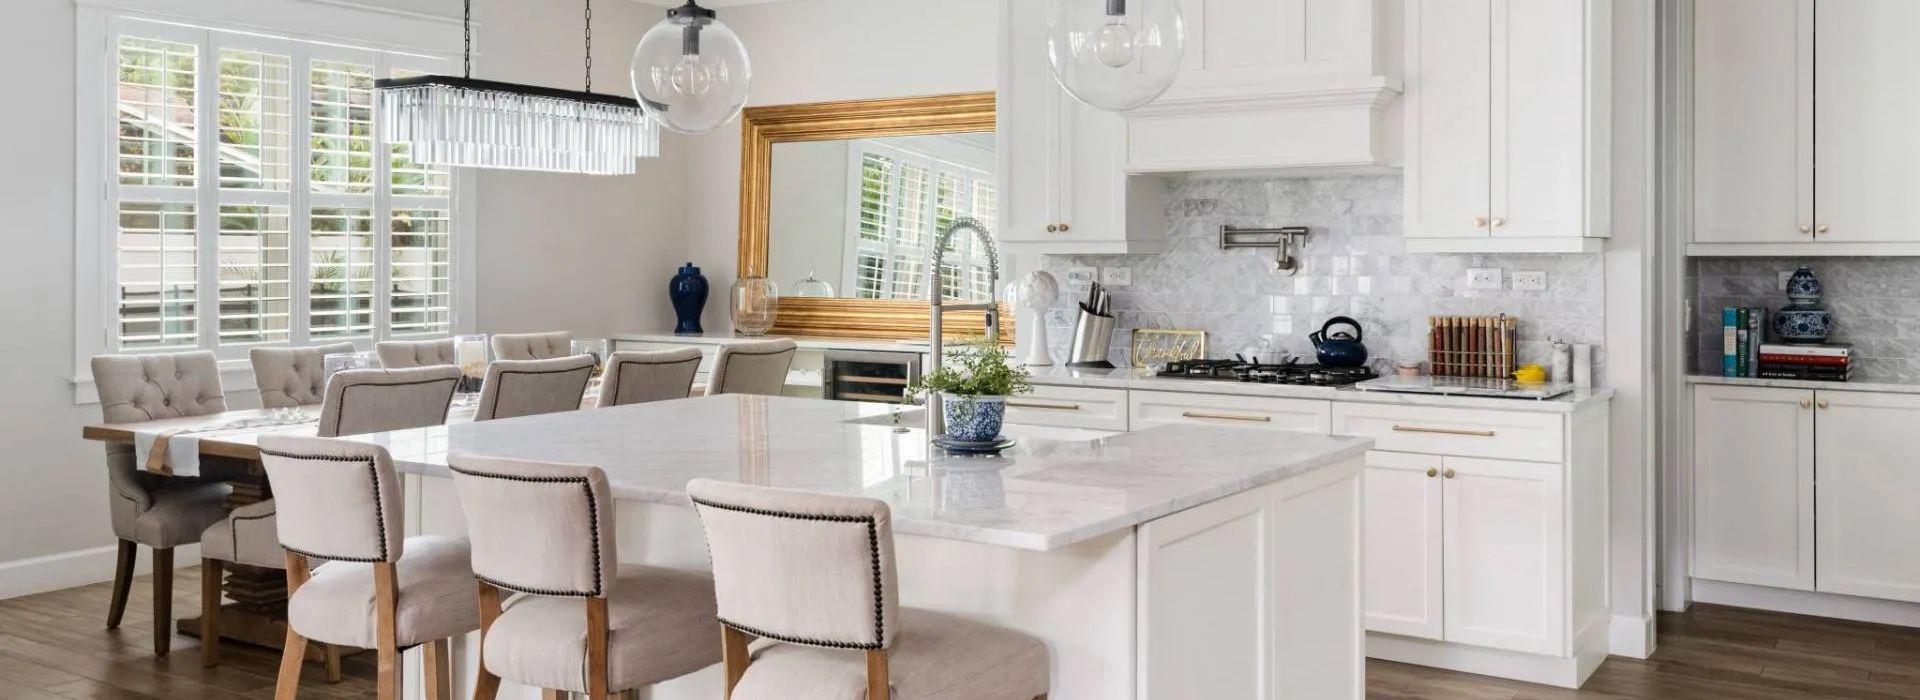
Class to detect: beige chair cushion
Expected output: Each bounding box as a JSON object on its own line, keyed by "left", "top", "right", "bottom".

{"left": 706, "top": 339, "right": 797, "bottom": 397}
{"left": 123, "top": 480, "right": 232, "bottom": 549}
{"left": 256, "top": 435, "right": 405, "bottom": 562}
{"left": 251, "top": 343, "right": 357, "bottom": 408}
{"left": 597, "top": 348, "right": 701, "bottom": 407}
{"left": 286, "top": 535, "right": 480, "bottom": 648}
{"left": 491, "top": 331, "right": 572, "bottom": 361}
{"left": 475, "top": 355, "right": 594, "bottom": 422}
{"left": 731, "top": 609, "right": 1049, "bottom": 700}
{"left": 482, "top": 565, "right": 721, "bottom": 693}
{"left": 199, "top": 500, "right": 284, "bottom": 568}
{"left": 447, "top": 453, "right": 616, "bottom": 597}
{"left": 687, "top": 479, "right": 899, "bottom": 650}
{"left": 376, "top": 339, "right": 457, "bottom": 369}
{"left": 316, "top": 365, "right": 460, "bottom": 438}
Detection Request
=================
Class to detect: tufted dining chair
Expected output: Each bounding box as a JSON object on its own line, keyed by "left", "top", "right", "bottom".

{"left": 596, "top": 348, "right": 703, "bottom": 407}
{"left": 375, "top": 338, "right": 457, "bottom": 369}
{"left": 90, "top": 351, "right": 247, "bottom": 656}
{"left": 474, "top": 355, "right": 596, "bottom": 422}
{"left": 688, "top": 479, "right": 1051, "bottom": 700}
{"left": 198, "top": 365, "right": 460, "bottom": 670}
{"left": 250, "top": 343, "right": 357, "bottom": 409}
{"left": 449, "top": 453, "right": 719, "bottom": 700}
{"left": 259, "top": 434, "right": 479, "bottom": 700}
{"left": 490, "top": 331, "right": 572, "bottom": 361}
{"left": 705, "top": 339, "right": 797, "bottom": 397}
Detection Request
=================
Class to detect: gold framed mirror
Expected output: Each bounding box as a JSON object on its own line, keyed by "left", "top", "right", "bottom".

{"left": 737, "top": 92, "right": 1010, "bottom": 340}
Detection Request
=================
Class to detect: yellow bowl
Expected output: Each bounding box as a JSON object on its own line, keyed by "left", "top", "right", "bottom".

{"left": 1512, "top": 364, "right": 1548, "bottom": 384}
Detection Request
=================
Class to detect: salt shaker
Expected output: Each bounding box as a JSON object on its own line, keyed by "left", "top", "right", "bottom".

{"left": 1550, "top": 339, "right": 1573, "bottom": 385}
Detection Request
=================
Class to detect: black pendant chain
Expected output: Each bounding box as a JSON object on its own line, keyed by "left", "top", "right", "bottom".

{"left": 584, "top": 0, "right": 593, "bottom": 92}
{"left": 462, "top": 0, "right": 472, "bottom": 79}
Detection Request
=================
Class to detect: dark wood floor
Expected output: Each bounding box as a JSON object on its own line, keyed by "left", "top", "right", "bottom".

{"left": 2, "top": 567, "right": 1918, "bottom": 698}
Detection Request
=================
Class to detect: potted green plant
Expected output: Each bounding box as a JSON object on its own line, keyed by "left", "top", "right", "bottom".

{"left": 909, "top": 338, "right": 1034, "bottom": 442}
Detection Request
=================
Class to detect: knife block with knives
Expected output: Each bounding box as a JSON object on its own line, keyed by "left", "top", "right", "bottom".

{"left": 1068, "top": 281, "right": 1118, "bottom": 368}
{"left": 1428, "top": 315, "right": 1518, "bottom": 379}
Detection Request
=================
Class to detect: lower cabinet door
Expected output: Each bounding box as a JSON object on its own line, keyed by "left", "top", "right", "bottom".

{"left": 1691, "top": 384, "right": 1816, "bottom": 590}
{"left": 1442, "top": 456, "right": 1566, "bottom": 656}
{"left": 1363, "top": 451, "right": 1444, "bottom": 640}
{"left": 1815, "top": 390, "right": 1920, "bottom": 602}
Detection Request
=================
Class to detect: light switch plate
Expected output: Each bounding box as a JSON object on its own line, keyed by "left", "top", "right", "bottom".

{"left": 1511, "top": 270, "right": 1547, "bottom": 291}
{"left": 1778, "top": 270, "right": 1794, "bottom": 291}
{"left": 1067, "top": 266, "right": 1098, "bottom": 289}
{"left": 1100, "top": 266, "right": 1132, "bottom": 287}
{"left": 1466, "top": 268, "right": 1502, "bottom": 290}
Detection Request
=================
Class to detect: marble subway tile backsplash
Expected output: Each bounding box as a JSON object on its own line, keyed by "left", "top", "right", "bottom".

{"left": 1693, "top": 257, "right": 1920, "bottom": 382}
{"left": 1036, "top": 175, "right": 1606, "bottom": 376}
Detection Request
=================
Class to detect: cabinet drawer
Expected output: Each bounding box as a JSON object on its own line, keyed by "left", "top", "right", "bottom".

{"left": 1005, "top": 385, "right": 1128, "bottom": 431}
{"left": 1333, "top": 403, "right": 1562, "bottom": 462}
{"left": 1129, "top": 390, "right": 1331, "bottom": 433}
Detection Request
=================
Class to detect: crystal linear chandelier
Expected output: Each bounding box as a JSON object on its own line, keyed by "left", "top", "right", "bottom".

{"left": 374, "top": 0, "right": 659, "bottom": 176}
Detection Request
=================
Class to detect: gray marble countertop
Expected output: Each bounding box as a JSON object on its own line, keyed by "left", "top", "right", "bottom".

{"left": 611, "top": 330, "right": 929, "bottom": 354}
{"left": 1686, "top": 374, "right": 1920, "bottom": 395}
{"left": 349, "top": 395, "right": 1372, "bottom": 551}
{"left": 1027, "top": 365, "right": 1615, "bottom": 413}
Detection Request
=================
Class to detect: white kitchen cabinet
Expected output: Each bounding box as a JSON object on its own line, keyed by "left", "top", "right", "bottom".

{"left": 1403, "top": 0, "right": 1611, "bottom": 254}
{"left": 996, "top": 0, "right": 1165, "bottom": 257}
{"left": 1442, "top": 456, "right": 1567, "bottom": 655}
{"left": 1004, "top": 384, "right": 1129, "bottom": 432}
{"left": 1363, "top": 451, "right": 1444, "bottom": 640}
{"left": 1128, "top": 390, "right": 1331, "bottom": 433}
{"left": 1690, "top": 0, "right": 1920, "bottom": 254}
{"left": 1814, "top": 391, "right": 1920, "bottom": 603}
{"left": 1690, "top": 384, "right": 1815, "bottom": 591}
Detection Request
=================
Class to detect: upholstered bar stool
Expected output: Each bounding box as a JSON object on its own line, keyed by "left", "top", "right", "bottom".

{"left": 597, "top": 348, "right": 702, "bottom": 407}
{"left": 447, "top": 454, "right": 720, "bottom": 700}
{"left": 376, "top": 338, "right": 457, "bottom": 369}
{"left": 491, "top": 331, "right": 572, "bottom": 361}
{"left": 258, "top": 434, "right": 479, "bottom": 700}
{"left": 688, "top": 479, "right": 1051, "bottom": 700}
{"left": 91, "top": 350, "right": 248, "bottom": 656}
{"left": 199, "top": 365, "right": 461, "bottom": 667}
{"left": 705, "top": 339, "right": 797, "bottom": 397}
{"left": 474, "top": 355, "right": 596, "bottom": 421}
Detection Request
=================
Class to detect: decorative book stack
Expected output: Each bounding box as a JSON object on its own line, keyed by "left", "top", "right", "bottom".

{"left": 1757, "top": 343, "right": 1852, "bottom": 382}
{"left": 1720, "top": 307, "right": 1766, "bottom": 377}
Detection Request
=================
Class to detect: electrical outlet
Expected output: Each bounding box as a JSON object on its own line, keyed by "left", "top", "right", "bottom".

{"left": 1067, "top": 266, "right": 1098, "bottom": 289}
{"left": 1100, "top": 266, "right": 1132, "bottom": 287}
{"left": 1778, "top": 270, "right": 1794, "bottom": 291}
{"left": 1511, "top": 270, "right": 1547, "bottom": 291}
{"left": 1466, "top": 268, "right": 1502, "bottom": 291}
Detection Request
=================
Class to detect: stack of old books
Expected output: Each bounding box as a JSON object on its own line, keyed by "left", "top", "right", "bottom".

{"left": 1757, "top": 343, "right": 1852, "bottom": 382}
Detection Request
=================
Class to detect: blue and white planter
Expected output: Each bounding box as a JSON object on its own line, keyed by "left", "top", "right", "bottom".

{"left": 941, "top": 394, "right": 1007, "bottom": 442}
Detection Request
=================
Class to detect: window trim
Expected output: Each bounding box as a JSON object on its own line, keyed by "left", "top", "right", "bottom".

{"left": 72, "top": 5, "right": 477, "bottom": 404}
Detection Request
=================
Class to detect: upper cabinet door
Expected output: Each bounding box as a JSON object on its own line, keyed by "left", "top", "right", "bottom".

{"left": 997, "top": 0, "right": 1063, "bottom": 245}
{"left": 1813, "top": 0, "right": 1920, "bottom": 244}
{"left": 1691, "top": 384, "right": 1816, "bottom": 591}
{"left": 1491, "top": 0, "right": 1607, "bottom": 241}
{"left": 1691, "top": 0, "right": 1812, "bottom": 245}
{"left": 1404, "top": 0, "right": 1493, "bottom": 240}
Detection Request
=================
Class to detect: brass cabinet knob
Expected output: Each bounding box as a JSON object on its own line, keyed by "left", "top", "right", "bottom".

{"left": 1443, "top": 468, "right": 1457, "bottom": 479}
{"left": 1426, "top": 468, "right": 1438, "bottom": 478}
{"left": 1045, "top": 224, "right": 1059, "bottom": 233}
{"left": 1491, "top": 217, "right": 1506, "bottom": 227}
{"left": 1817, "top": 224, "right": 1830, "bottom": 234}
{"left": 1058, "top": 223, "right": 1070, "bottom": 232}
{"left": 1473, "top": 217, "right": 1488, "bottom": 228}
{"left": 1800, "top": 398, "right": 1813, "bottom": 409}
{"left": 1817, "top": 399, "right": 1830, "bottom": 409}
{"left": 1799, "top": 224, "right": 1812, "bottom": 233}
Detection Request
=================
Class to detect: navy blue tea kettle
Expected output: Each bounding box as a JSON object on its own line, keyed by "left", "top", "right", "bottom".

{"left": 1310, "top": 316, "right": 1369, "bottom": 368}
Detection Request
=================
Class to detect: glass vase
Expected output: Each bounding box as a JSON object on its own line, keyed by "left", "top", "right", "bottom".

{"left": 731, "top": 276, "right": 779, "bottom": 336}
{"left": 453, "top": 334, "right": 490, "bottom": 404}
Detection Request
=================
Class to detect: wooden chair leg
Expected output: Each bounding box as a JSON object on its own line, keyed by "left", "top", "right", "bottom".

{"left": 275, "top": 625, "right": 308, "bottom": 700}
{"left": 866, "top": 650, "right": 890, "bottom": 700}
{"left": 423, "top": 638, "right": 452, "bottom": 700}
{"left": 586, "top": 597, "right": 610, "bottom": 700}
{"left": 152, "top": 547, "right": 174, "bottom": 656}
{"left": 105, "top": 540, "right": 136, "bottom": 629}
{"left": 540, "top": 691, "right": 565, "bottom": 700}
{"left": 473, "top": 582, "right": 503, "bottom": 700}
{"left": 322, "top": 645, "right": 343, "bottom": 683}
{"left": 201, "top": 558, "right": 223, "bottom": 667}
{"left": 721, "top": 625, "right": 753, "bottom": 699}
{"left": 373, "top": 563, "right": 402, "bottom": 700}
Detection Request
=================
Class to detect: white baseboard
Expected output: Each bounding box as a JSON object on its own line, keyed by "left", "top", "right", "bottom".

{"left": 1608, "top": 614, "right": 1655, "bottom": 659}
{"left": 1692, "top": 578, "right": 1920, "bottom": 628}
{"left": 0, "top": 542, "right": 201, "bottom": 600}
{"left": 1366, "top": 621, "right": 1609, "bottom": 690}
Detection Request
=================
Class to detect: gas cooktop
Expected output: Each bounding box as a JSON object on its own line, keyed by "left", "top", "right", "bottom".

{"left": 1156, "top": 358, "right": 1378, "bottom": 387}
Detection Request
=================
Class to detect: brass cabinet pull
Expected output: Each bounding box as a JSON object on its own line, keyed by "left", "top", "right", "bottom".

{"left": 1491, "top": 217, "right": 1506, "bottom": 227}
{"left": 1425, "top": 468, "right": 1439, "bottom": 478}
{"left": 1473, "top": 216, "right": 1488, "bottom": 228}
{"left": 1182, "top": 411, "right": 1272, "bottom": 423}
{"left": 1058, "top": 223, "right": 1071, "bottom": 232}
{"left": 1444, "top": 468, "right": 1457, "bottom": 479}
{"left": 1816, "top": 224, "right": 1829, "bottom": 234}
{"left": 1391, "top": 425, "right": 1496, "bottom": 437}
{"left": 1045, "top": 224, "right": 1059, "bottom": 233}
{"left": 1799, "top": 398, "right": 1812, "bottom": 409}
{"left": 1008, "top": 401, "right": 1080, "bottom": 411}
{"left": 1799, "top": 224, "right": 1812, "bottom": 234}
{"left": 1817, "top": 399, "right": 1830, "bottom": 409}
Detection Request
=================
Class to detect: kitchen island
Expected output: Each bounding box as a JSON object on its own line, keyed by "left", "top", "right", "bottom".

{"left": 347, "top": 394, "right": 1372, "bottom": 699}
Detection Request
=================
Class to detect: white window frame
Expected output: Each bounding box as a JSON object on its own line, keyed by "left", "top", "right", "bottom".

{"left": 71, "top": 1, "right": 477, "bottom": 403}
{"left": 840, "top": 138, "right": 996, "bottom": 303}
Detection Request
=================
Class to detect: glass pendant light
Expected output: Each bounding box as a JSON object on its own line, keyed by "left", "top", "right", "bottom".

{"left": 630, "top": 1, "right": 751, "bottom": 134}
{"left": 373, "top": 0, "right": 659, "bottom": 175}
{"left": 1047, "top": 0, "right": 1186, "bottom": 112}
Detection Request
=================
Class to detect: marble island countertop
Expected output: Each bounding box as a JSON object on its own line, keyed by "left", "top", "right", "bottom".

{"left": 350, "top": 395, "right": 1373, "bottom": 551}
{"left": 1026, "top": 365, "right": 1616, "bottom": 413}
